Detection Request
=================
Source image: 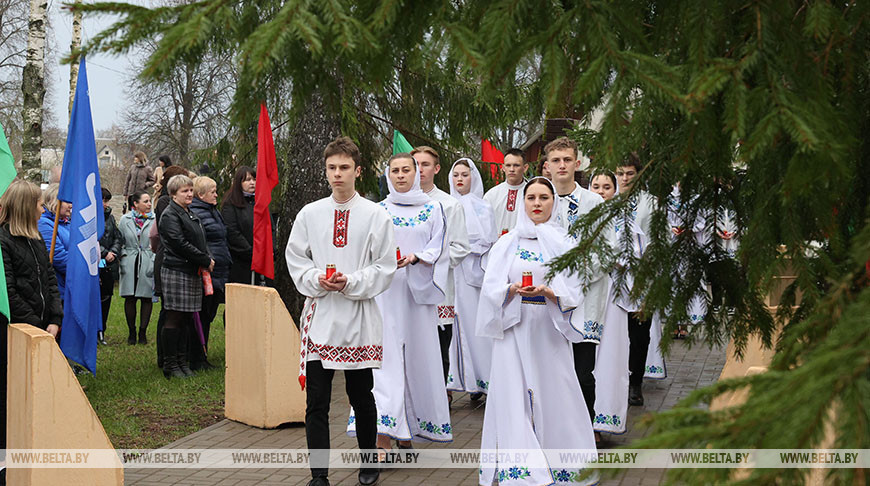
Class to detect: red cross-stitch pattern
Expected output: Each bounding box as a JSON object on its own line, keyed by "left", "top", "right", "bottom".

{"left": 506, "top": 189, "right": 518, "bottom": 211}
{"left": 438, "top": 305, "right": 455, "bottom": 319}
{"left": 333, "top": 209, "right": 349, "bottom": 247}
{"left": 307, "top": 342, "right": 383, "bottom": 363}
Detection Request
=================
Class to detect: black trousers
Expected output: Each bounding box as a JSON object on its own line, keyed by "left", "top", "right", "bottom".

{"left": 572, "top": 342, "right": 597, "bottom": 422}
{"left": 628, "top": 313, "right": 652, "bottom": 386}
{"left": 99, "top": 268, "right": 115, "bottom": 332}
{"left": 438, "top": 324, "right": 452, "bottom": 384}
{"left": 306, "top": 360, "right": 377, "bottom": 478}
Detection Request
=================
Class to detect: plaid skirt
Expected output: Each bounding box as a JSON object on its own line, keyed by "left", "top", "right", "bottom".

{"left": 160, "top": 267, "right": 202, "bottom": 312}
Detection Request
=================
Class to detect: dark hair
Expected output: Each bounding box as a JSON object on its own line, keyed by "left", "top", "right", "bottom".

{"left": 323, "top": 136, "right": 361, "bottom": 167}
{"left": 453, "top": 159, "right": 471, "bottom": 169}
{"left": 387, "top": 153, "right": 416, "bottom": 170}
{"left": 523, "top": 177, "right": 555, "bottom": 196}
{"left": 536, "top": 159, "right": 549, "bottom": 176}
{"left": 158, "top": 155, "right": 172, "bottom": 168}
{"left": 159, "top": 166, "right": 189, "bottom": 197}
{"left": 590, "top": 171, "right": 617, "bottom": 188}
{"left": 101, "top": 187, "right": 112, "bottom": 201}
{"left": 618, "top": 152, "right": 643, "bottom": 172}
{"left": 504, "top": 148, "right": 525, "bottom": 160}
{"left": 128, "top": 190, "right": 148, "bottom": 209}
{"left": 223, "top": 166, "right": 257, "bottom": 209}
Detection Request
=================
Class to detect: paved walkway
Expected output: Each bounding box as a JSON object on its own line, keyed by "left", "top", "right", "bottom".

{"left": 126, "top": 340, "right": 726, "bottom": 485}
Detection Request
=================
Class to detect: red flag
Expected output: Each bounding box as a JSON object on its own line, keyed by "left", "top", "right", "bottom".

{"left": 481, "top": 139, "right": 504, "bottom": 183}
{"left": 252, "top": 103, "right": 279, "bottom": 279}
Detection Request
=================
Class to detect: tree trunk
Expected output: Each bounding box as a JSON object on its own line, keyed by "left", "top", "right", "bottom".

{"left": 21, "top": 0, "right": 48, "bottom": 179}
{"left": 68, "top": 3, "right": 82, "bottom": 116}
{"left": 272, "top": 93, "right": 340, "bottom": 319}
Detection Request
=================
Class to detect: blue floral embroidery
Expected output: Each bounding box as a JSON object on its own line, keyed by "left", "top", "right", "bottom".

{"left": 446, "top": 373, "right": 454, "bottom": 385}
{"left": 417, "top": 419, "right": 450, "bottom": 436}
{"left": 516, "top": 247, "right": 545, "bottom": 262}
{"left": 384, "top": 203, "right": 434, "bottom": 227}
{"left": 476, "top": 379, "right": 489, "bottom": 390}
{"left": 646, "top": 365, "right": 664, "bottom": 374}
{"left": 496, "top": 466, "right": 531, "bottom": 482}
{"left": 580, "top": 320, "right": 602, "bottom": 341}
{"left": 348, "top": 416, "right": 355, "bottom": 425}
{"left": 690, "top": 313, "right": 704, "bottom": 323}
{"left": 379, "top": 414, "right": 397, "bottom": 428}
{"left": 551, "top": 469, "right": 586, "bottom": 483}
{"left": 593, "top": 414, "right": 622, "bottom": 427}
{"left": 441, "top": 423, "right": 451, "bottom": 435}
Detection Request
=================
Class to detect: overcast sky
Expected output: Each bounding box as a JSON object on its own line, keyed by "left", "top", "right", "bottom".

{"left": 49, "top": 1, "right": 146, "bottom": 133}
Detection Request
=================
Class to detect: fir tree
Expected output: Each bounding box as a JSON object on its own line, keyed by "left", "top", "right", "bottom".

{"left": 72, "top": 1, "right": 869, "bottom": 483}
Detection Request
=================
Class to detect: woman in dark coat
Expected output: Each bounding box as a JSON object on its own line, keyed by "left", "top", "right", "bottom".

{"left": 222, "top": 166, "right": 266, "bottom": 285}
{"left": 0, "top": 180, "right": 65, "bottom": 467}
{"left": 188, "top": 176, "right": 232, "bottom": 370}
{"left": 158, "top": 174, "right": 213, "bottom": 379}
{"left": 99, "top": 187, "right": 123, "bottom": 345}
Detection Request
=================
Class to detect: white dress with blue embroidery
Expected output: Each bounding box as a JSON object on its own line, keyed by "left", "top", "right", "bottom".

{"left": 479, "top": 237, "right": 597, "bottom": 486}
{"left": 347, "top": 200, "right": 453, "bottom": 442}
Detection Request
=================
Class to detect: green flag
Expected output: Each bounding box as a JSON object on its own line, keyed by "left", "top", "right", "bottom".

{"left": 392, "top": 129, "right": 414, "bottom": 155}
{"left": 0, "top": 123, "right": 17, "bottom": 321}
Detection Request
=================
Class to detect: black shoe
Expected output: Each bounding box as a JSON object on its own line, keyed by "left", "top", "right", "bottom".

{"left": 161, "top": 328, "right": 188, "bottom": 379}
{"left": 358, "top": 468, "right": 379, "bottom": 486}
{"left": 307, "top": 477, "right": 330, "bottom": 486}
{"left": 127, "top": 332, "right": 136, "bottom": 345}
{"left": 628, "top": 384, "right": 644, "bottom": 406}
{"left": 470, "top": 392, "right": 484, "bottom": 401}
{"left": 138, "top": 329, "right": 148, "bottom": 345}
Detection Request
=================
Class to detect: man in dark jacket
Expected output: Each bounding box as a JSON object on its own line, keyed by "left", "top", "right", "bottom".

{"left": 99, "top": 188, "right": 123, "bottom": 345}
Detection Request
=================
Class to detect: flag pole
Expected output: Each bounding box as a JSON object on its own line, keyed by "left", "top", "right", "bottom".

{"left": 48, "top": 207, "right": 60, "bottom": 263}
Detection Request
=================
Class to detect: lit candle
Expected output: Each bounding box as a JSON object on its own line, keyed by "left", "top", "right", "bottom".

{"left": 326, "top": 264, "right": 336, "bottom": 279}
{"left": 396, "top": 247, "right": 402, "bottom": 260}
{"left": 522, "top": 271, "right": 533, "bottom": 287}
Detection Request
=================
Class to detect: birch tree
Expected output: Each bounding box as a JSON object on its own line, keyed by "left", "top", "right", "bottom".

{"left": 21, "top": 0, "right": 47, "bottom": 177}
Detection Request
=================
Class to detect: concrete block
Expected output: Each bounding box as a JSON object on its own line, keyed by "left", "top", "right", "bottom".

{"left": 224, "top": 284, "right": 306, "bottom": 428}
{"left": 6, "top": 324, "right": 123, "bottom": 485}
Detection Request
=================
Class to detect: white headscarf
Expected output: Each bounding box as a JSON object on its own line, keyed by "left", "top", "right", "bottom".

{"left": 476, "top": 177, "right": 583, "bottom": 339}
{"left": 448, "top": 158, "right": 497, "bottom": 251}
{"left": 385, "top": 155, "right": 430, "bottom": 206}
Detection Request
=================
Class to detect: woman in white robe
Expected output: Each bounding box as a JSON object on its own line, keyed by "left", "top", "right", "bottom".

{"left": 347, "top": 153, "right": 453, "bottom": 446}
{"left": 446, "top": 158, "right": 497, "bottom": 397}
{"left": 588, "top": 172, "right": 630, "bottom": 436}
{"left": 477, "top": 177, "right": 597, "bottom": 486}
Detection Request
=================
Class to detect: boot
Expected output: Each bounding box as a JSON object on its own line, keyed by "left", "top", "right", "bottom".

{"left": 138, "top": 327, "right": 148, "bottom": 345}
{"left": 177, "top": 329, "right": 195, "bottom": 377}
{"left": 628, "top": 384, "right": 644, "bottom": 406}
{"left": 127, "top": 324, "right": 136, "bottom": 345}
{"left": 161, "top": 328, "right": 186, "bottom": 379}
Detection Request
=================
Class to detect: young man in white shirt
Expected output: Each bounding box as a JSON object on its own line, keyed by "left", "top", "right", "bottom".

{"left": 286, "top": 136, "right": 397, "bottom": 486}
{"left": 546, "top": 136, "right": 607, "bottom": 433}
{"left": 483, "top": 148, "right": 529, "bottom": 236}
{"left": 410, "top": 146, "right": 471, "bottom": 401}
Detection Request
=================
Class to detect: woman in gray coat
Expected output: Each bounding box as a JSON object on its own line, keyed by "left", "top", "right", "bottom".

{"left": 119, "top": 190, "right": 156, "bottom": 345}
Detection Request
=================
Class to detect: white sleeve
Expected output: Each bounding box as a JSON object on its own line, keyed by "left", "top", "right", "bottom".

{"left": 444, "top": 202, "right": 471, "bottom": 267}
{"left": 341, "top": 211, "right": 398, "bottom": 301}
{"left": 284, "top": 209, "right": 328, "bottom": 299}
{"left": 407, "top": 204, "right": 450, "bottom": 305}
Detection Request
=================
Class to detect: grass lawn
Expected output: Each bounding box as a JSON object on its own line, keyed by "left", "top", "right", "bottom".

{"left": 78, "top": 286, "right": 226, "bottom": 449}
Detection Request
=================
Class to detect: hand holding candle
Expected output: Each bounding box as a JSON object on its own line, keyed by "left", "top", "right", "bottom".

{"left": 522, "top": 271, "right": 533, "bottom": 287}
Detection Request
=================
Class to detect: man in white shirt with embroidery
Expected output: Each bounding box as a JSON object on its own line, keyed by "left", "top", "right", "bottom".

{"left": 411, "top": 146, "right": 471, "bottom": 402}
{"left": 286, "top": 136, "right": 397, "bottom": 486}
{"left": 483, "top": 147, "right": 529, "bottom": 236}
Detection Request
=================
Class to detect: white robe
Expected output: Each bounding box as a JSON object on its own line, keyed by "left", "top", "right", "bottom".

{"left": 483, "top": 181, "right": 525, "bottom": 236}
{"left": 347, "top": 200, "right": 453, "bottom": 442}
{"left": 479, "top": 238, "right": 596, "bottom": 486}
{"left": 447, "top": 201, "right": 495, "bottom": 394}
{"left": 285, "top": 193, "right": 397, "bottom": 374}
{"left": 426, "top": 186, "right": 471, "bottom": 326}
{"left": 555, "top": 182, "right": 608, "bottom": 344}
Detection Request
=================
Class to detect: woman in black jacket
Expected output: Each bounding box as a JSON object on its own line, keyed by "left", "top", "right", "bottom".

{"left": 0, "top": 180, "right": 65, "bottom": 464}
{"left": 188, "top": 176, "right": 232, "bottom": 370}
{"left": 222, "top": 166, "right": 264, "bottom": 284}
{"left": 99, "top": 187, "right": 123, "bottom": 345}
{"left": 158, "top": 174, "right": 214, "bottom": 379}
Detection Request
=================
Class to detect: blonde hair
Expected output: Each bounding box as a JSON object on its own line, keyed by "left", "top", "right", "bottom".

{"left": 544, "top": 136, "right": 578, "bottom": 159}
{"left": 410, "top": 145, "right": 440, "bottom": 165}
{"left": 133, "top": 151, "right": 148, "bottom": 164}
{"left": 193, "top": 176, "right": 216, "bottom": 198}
{"left": 42, "top": 183, "right": 60, "bottom": 215}
{"left": 0, "top": 180, "right": 43, "bottom": 239}
{"left": 167, "top": 174, "right": 194, "bottom": 196}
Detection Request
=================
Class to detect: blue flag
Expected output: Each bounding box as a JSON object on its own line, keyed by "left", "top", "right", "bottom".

{"left": 57, "top": 57, "right": 105, "bottom": 374}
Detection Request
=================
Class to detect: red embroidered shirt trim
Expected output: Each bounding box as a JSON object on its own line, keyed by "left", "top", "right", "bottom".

{"left": 308, "top": 342, "right": 383, "bottom": 363}
{"left": 333, "top": 209, "right": 349, "bottom": 247}
{"left": 438, "top": 305, "right": 455, "bottom": 319}
{"left": 506, "top": 189, "right": 518, "bottom": 211}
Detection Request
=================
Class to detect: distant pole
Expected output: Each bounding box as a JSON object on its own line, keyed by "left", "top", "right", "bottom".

{"left": 68, "top": 1, "right": 82, "bottom": 116}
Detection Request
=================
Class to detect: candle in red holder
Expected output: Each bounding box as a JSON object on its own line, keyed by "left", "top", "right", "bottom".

{"left": 326, "top": 264, "right": 336, "bottom": 279}
{"left": 501, "top": 229, "right": 509, "bottom": 236}
{"left": 201, "top": 269, "right": 214, "bottom": 296}
{"left": 522, "top": 271, "right": 533, "bottom": 287}
{"left": 396, "top": 247, "right": 402, "bottom": 260}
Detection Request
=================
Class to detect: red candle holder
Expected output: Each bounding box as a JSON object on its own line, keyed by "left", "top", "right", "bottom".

{"left": 326, "top": 264, "right": 336, "bottom": 279}
{"left": 522, "top": 271, "right": 533, "bottom": 287}
{"left": 396, "top": 247, "right": 402, "bottom": 260}
{"left": 501, "top": 229, "right": 509, "bottom": 236}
